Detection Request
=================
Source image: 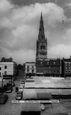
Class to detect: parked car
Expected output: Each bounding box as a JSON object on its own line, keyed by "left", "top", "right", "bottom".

{"left": 19, "top": 85, "right": 24, "bottom": 89}
{"left": 15, "top": 87, "right": 18, "bottom": 92}
{"left": 0, "top": 87, "right": 6, "bottom": 93}
{"left": 6, "top": 86, "right": 13, "bottom": 93}
{"left": 40, "top": 104, "right": 45, "bottom": 111}
{"left": 9, "top": 81, "right": 15, "bottom": 87}
{"left": 21, "top": 81, "right": 25, "bottom": 84}
{"left": 17, "top": 91, "right": 23, "bottom": 94}
{"left": 19, "top": 87, "right": 23, "bottom": 92}
{"left": 16, "top": 92, "right": 23, "bottom": 100}
{"left": 20, "top": 83, "right": 25, "bottom": 87}
{"left": 0, "top": 94, "right": 8, "bottom": 104}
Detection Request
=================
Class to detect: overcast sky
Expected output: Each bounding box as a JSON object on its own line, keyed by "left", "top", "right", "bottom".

{"left": 0, "top": 0, "right": 71, "bottom": 64}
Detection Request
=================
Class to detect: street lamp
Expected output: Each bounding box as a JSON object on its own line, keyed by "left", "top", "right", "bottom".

{"left": 2, "top": 73, "right": 3, "bottom": 88}
{"left": 2, "top": 73, "right": 3, "bottom": 95}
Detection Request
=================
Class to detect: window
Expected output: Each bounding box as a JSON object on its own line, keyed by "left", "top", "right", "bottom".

{"left": 27, "top": 66, "right": 29, "bottom": 71}
{"left": 27, "top": 66, "right": 29, "bottom": 68}
{"left": 27, "top": 68, "right": 29, "bottom": 73}
{"left": 65, "top": 62, "right": 67, "bottom": 66}
{"left": 65, "top": 67, "right": 67, "bottom": 70}
{"left": 40, "top": 45, "right": 45, "bottom": 49}
{"left": 53, "top": 70, "right": 56, "bottom": 73}
{"left": 57, "top": 70, "right": 59, "bottom": 73}
{"left": 4, "top": 71, "right": 7, "bottom": 75}
{"left": 41, "top": 62, "right": 42, "bottom": 64}
{"left": 5, "top": 66, "right": 7, "bottom": 69}
{"left": 65, "top": 70, "right": 67, "bottom": 73}
{"left": 0, "top": 67, "right": 1, "bottom": 70}
{"left": 32, "top": 66, "right": 34, "bottom": 69}
{"left": 54, "top": 62, "right": 55, "bottom": 65}
{"left": 0, "top": 72, "right": 1, "bottom": 77}
{"left": 69, "top": 67, "right": 70, "bottom": 70}
{"left": 47, "top": 62, "right": 49, "bottom": 65}
{"left": 69, "top": 63, "right": 70, "bottom": 66}
{"left": 32, "top": 69, "right": 34, "bottom": 73}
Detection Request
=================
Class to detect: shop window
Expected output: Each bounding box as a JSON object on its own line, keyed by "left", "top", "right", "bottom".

{"left": 0, "top": 67, "right": 1, "bottom": 70}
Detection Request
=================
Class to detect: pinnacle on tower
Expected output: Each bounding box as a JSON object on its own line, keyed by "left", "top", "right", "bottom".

{"left": 39, "top": 12, "right": 44, "bottom": 30}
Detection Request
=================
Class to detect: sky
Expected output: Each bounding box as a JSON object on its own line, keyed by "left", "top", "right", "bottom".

{"left": 0, "top": 0, "right": 71, "bottom": 64}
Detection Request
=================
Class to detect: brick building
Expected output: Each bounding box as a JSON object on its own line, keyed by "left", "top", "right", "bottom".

{"left": 62, "top": 57, "right": 71, "bottom": 77}
{"left": 36, "top": 58, "right": 61, "bottom": 76}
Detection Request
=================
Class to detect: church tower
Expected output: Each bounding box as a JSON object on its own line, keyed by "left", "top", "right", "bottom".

{"left": 36, "top": 12, "right": 47, "bottom": 60}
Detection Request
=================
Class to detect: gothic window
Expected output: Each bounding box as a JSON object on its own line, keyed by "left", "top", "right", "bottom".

{"left": 41, "top": 45, "right": 42, "bottom": 49}
{"left": 40, "top": 45, "right": 45, "bottom": 49}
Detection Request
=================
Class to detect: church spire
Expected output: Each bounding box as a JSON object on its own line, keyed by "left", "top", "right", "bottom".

{"left": 36, "top": 12, "right": 47, "bottom": 60}
{"left": 40, "top": 12, "right": 43, "bottom": 24}
{"left": 38, "top": 12, "right": 45, "bottom": 41}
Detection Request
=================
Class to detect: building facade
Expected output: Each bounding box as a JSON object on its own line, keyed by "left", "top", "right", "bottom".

{"left": 36, "top": 58, "right": 62, "bottom": 76}
{"left": 23, "top": 12, "right": 71, "bottom": 78}
{"left": 24, "top": 62, "right": 36, "bottom": 77}
{"left": 62, "top": 57, "right": 71, "bottom": 77}
{"left": 0, "top": 58, "right": 17, "bottom": 79}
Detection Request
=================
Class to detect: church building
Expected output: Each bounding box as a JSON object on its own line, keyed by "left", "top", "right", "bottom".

{"left": 36, "top": 12, "right": 61, "bottom": 76}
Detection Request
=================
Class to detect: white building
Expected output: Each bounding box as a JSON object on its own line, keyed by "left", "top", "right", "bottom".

{"left": 0, "top": 62, "right": 17, "bottom": 79}
{"left": 24, "top": 62, "right": 36, "bottom": 77}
